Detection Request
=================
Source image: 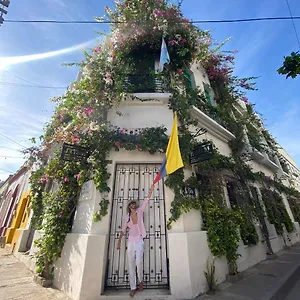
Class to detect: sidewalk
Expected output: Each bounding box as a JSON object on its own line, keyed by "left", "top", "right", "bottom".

{"left": 196, "top": 243, "right": 300, "bottom": 300}
{"left": 1, "top": 245, "right": 300, "bottom": 300}
{"left": 0, "top": 248, "right": 69, "bottom": 300}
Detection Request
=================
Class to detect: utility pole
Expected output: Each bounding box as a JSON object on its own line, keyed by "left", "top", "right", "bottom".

{"left": 0, "top": 0, "right": 10, "bottom": 26}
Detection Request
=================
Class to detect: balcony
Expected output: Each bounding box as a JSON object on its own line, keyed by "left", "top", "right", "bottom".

{"left": 195, "top": 100, "right": 229, "bottom": 131}
{"left": 123, "top": 74, "right": 170, "bottom": 93}
{"left": 190, "top": 106, "right": 235, "bottom": 142}
{"left": 280, "top": 161, "right": 290, "bottom": 174}
{"left": 249, "top": 147, "right": 265, "bottom": 162}
{"left": 261, "top": 152, "right": 279, "bottom": 171}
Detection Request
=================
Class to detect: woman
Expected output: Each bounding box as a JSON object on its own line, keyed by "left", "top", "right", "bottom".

{"left": 117, "top": 184, "right": 154, "bottom": 297}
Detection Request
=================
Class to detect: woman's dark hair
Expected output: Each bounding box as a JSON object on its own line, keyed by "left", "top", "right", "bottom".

{"left": 127, "top": 200, "right": 137, "bottom": 222}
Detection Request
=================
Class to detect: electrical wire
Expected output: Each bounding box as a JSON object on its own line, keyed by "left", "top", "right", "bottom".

{"left": 0, "top": 155, "right": 24, "bottom": 159}
{"left": 3, "top": 16, "right": 300, "bottom": 24}
{"left": 0, "top": 167, "right": 14, "bottom": 174}
{"left": 0, "top": 69, "right": 42, "bottom": 87}
{"left": 0, "top": 69, "right": 69, "bottom": 90}
{"left": 0, "top": 81, "right": 67, "bottom": 89}
{"left": 0, "top": 146, "right": 23, "bottom": 152}
{"left": 0, "top": 132, "right": 27, "bottom": 149}
{"left": 285, "top": 0, "right": 300, "bottom": 48}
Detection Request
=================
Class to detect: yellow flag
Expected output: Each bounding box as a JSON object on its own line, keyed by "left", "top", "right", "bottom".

{"left": 165, "top": 112, "right": 184, "bottom": 175}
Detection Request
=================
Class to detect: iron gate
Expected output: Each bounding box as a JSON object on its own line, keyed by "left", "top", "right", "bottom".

{"left": 106, "top": 164, "right": 169, "bottom": 289}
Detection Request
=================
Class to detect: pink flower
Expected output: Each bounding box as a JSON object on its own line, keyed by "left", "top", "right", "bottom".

{"left": 177, "top": 69, "right": 184, "bottom": 75}
{"left": 105, "top": 73, "right": 112, "bottom": 79}
{"left": 119, "top": 129, "right": 125, "bottom": 135}
{"left": 74, "top": 173, "right": 82, "bottom": 180}
{"left": 225, "top": 55, "right": 234, "bottom": 62}
{"left": 168, "top": 40, "right": 176, "bottom": 46}
{"left": 180, "top": 38, "right": 187, "bottom": 44}
{"left": 115, "top": 141, "right": 121, "bottom": 148}
{"left": 58, "top": 211, "right": 64, "bottom": 217}
{"left": 38, "top": 173, "right": 49, "bottom": 184}
{"left": 63, "top": 177, "right": 69, "bottom": 183}
{"left": 44, "top": 174, "right": 49, "bottom": 183}
{"left": 58, "top": 114, "right": 64, "bottom": 121}
{"left": 153, "top": 9, "right": 164, "bottom": 18}
{"left": 83, "top": 107, "right": 94, "bottom": 116}
{"left": 71, "top": 135, "right": 80, "bottom": 144}
{"left": 93, "top": 46, "right": 102, "bottom": 53}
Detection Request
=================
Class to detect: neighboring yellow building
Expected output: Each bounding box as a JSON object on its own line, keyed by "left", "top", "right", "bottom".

{"left": 5, "top": 190, "right": 31, "bottom": 252}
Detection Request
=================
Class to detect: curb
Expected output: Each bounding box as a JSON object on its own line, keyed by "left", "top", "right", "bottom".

{"left": 269, "top": 265, "right": 300, "bottom": 300}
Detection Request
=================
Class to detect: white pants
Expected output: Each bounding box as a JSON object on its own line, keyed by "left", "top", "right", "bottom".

{"left": 127, "top": 239, "right": 144, "bottom": 290}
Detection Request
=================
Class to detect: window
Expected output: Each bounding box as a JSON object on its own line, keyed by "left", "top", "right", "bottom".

{"left": 280, "top": 160, "right": 289, "bottom": 174}
{"left": 203, "top": 83, "right": 214, "bottom": 104}
{"left": 183, "top": 69, "right": 196, "bottom": 89}
{"left": 226, "top": 180, "right": 238, "bottom": 207}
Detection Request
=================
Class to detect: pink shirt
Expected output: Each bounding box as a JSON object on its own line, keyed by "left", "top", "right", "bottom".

{"left": 122, "top": 198, "right": 149, "bottom": 242}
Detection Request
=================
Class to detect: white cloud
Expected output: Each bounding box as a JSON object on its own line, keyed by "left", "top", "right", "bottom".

{"left": 0, "top": 39, "right": 98, "bottom": 69}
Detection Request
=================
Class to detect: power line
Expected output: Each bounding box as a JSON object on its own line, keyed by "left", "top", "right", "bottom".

{"left": 0, "top": 132, "right": 27, "bottom": 149}
{"left": 0, "top": 69, "right": 44, "bottom": 87}
{"left": 0, "top": 167, "right": 14, "bottom": 174}
{"left": 0, "top": 155, "right": 24, "bottom": 159}
{"left": 285, "top": 0, "right": 300, "bottom": 48}
{"left": 0, "top": 81, "right": 67, "bottom": 89}
{"left": 0, "top": 146, "right": 23, "bottom": 152}
{"left": 3, "top": 16, "right": 300, "bottom": 25}
{"left": 0, "top": 69, "right": 68, "bottom": 90}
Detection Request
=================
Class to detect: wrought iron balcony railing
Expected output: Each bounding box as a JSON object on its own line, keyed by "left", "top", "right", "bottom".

{"left": 123, "top": 74, "right": 170, "bottom": 93}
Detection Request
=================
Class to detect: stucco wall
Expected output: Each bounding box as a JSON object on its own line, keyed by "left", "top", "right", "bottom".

{"left": 20, "top": 73, "right": 300, "bottom": 300}
{"left": 49, "top": 124, "right": 300, "bottom": 300}
{"left": 107, "top": 97, "right": 173, "bottom": 134}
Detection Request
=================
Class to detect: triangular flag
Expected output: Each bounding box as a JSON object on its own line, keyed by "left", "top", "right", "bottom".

{"left": 159, "top": 38, "right": 170, "bottom": 71}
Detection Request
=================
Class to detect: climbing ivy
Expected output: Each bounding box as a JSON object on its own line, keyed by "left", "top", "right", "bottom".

{"left": 29, "top": 167, "right": 46, "bottom": 228}
{"left": 27, "top": 0, "right": 298, "bottom": 280}
{"left": 205, "top": 200, "right": 242, "bottom": 275}
{"left": 260, "top": 188, "right": 294, "bottom": 235}
{"left": 287, "top": 196, "right": 300, "bottom": 223}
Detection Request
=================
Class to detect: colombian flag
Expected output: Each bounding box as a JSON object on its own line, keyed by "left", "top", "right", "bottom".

{"left": 153, "top": 112, "right": 184, "bottom": 184}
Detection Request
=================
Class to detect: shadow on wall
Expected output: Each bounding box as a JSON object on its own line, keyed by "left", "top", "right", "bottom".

{"left": 54, "top": 233, "right": 83, "bottom": 299}
{"left": 54, "top": 198, "right": 95, "bottom": 299}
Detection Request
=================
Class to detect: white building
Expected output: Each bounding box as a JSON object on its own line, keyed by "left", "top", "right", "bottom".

{"left": 13, "top": 60, "right": 298, "bottom": 300}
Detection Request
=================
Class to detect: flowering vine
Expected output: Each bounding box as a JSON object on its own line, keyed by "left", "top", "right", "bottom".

{"left": 27, "top": 0, "right": 299, "bottom": 280}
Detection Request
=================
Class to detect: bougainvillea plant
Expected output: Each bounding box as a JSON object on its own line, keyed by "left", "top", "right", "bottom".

{"left": 28, "top": 0, "right": 299, "bottom": 279}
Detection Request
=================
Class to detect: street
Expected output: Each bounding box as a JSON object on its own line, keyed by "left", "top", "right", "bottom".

{"left": 285, "top": 278, "right": 300, "bottom": 300}
{"left": 0, "top": 248, "right": 69, "bottom": 300}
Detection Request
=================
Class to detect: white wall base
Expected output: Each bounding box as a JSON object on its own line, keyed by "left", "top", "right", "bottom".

{"left": 168, "top": 231, "right": 228, "bottom": 299}
{"left": 53, "top": 233, "right": 108, "bottom": 300}
{"left": 288, "top": 222, "right": 300, "bottom": 245}
{"left": 14, "top": 228, "right": 30, "bottom": 253}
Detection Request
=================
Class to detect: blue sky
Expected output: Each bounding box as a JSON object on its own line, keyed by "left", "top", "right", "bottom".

{"left": 0, "top": 0, "right": 299, "bottom": 180}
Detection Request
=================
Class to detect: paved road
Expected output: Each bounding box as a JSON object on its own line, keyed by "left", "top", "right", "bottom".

{"left": 285, "top": 278, "right": 300, "bottom": 300}
{"left": 0, "top": 248, "right": 69, "bottom": 300}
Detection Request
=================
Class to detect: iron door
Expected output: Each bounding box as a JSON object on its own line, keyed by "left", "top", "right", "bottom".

{"left": 106, "top": 164, "right": 169, "bottom": 289}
